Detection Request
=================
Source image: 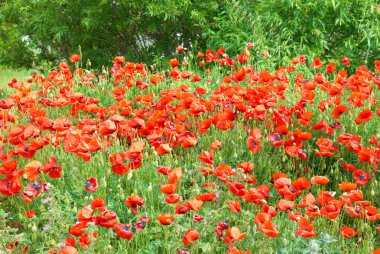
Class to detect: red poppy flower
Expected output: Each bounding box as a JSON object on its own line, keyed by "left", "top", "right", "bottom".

{"left": 165, "top": 194, "right": 182, "bottom": 204}
{"left": 340, "top": 57, "right": 350, "bottom": 67}
{"left": 311, "top": 58, "right": 323, "bottom": 69}
{"left": 339, "top": 226, "right": 358, "bottom": 238}
{"left": 320, "top": 201, "right": 342, "bottom": 220}
{"left": 97, "top": 210, "right": 117, "bottom": 228}
{"left": 226, "top": 226, "right": 247, "bottom": 242}
{"left": 91, "top": 197, "right": 106, "bottom": 211}
{"left": 315, "top": 138, "right": 338, "bottom": 157}
{"left": 41, "top": 157, "right": 62, "bottom": 178}
{"left": 295, "top": 218, "right": 317, "bottom": 238}
{"left": 160, "top": 183, "right": 177, "bottom": 194}
{"left": 210, "top": 140, "right": 222, "bottom": 150}
{"left": 193, "top": 214, "right": 204, "bottom": 222}
{"left": 269, "top": 132, "right": 283, "bottom": 147}
{"left": 182, "top": 229, "right": 200, "bottom": 246}
{"left": 135, "top": 216, "right": 149, "bottom": 232}
{"left": 85, "top": 177, "right": 98, "bottom": 192}
{"left": 157, "top": 213, "right": 174, "bottom": 225}
{"left": 59, "top": 246, "right": 78, "bottom": 254}
{"left": 77, "top": 206, "right": 93, "bottom": 222}
{"left": 198, "top": 151, "right": 213, "bottom": 165}
{"left": 228, "top": 200, "right": 241, "bottom": 213}
{"left": 288, "top": 211, "right": 302, "bottom": 221}
{"left": 310, "top": 176, "right": 330, "bottom": 185}
{"left": 125, "top": 193, "right": 145, "bottom": 214}
{"left": 25, "top": 210, "right": 36, "bottom": 218}
{"left": 237, "top": 162, "right": 254, "bottom": 173}
{"left": 69, "top": 221, "right": 88, "bottom": 237}
{"left": 276, "top": 199, "right": 294, "bottom": 212}
{"left": 354, "top": 109, "right": 373, "bottom": 124}
{"left": 317, "top": 190, "right": 336, "bottom": 206}
{"left": 69, "top": 54, "right": 81, "bottom": 63}
{"left": 297, "top": 193, "right": 317, "bottom": 209}
{"left": 247, "top": 136, "right": 262, "bottom": 153}
{"left": 326, "top": 62, "right": 336, "bottom": 74}
{"left": 114, "top": 56, "right": 125, "bottom": 63}
{"left": 169, "top": 58, "right": 179, "bottom": 67}
{"left": 177, "top": 46, "right": 184, "bottom": 53}
{"left": 254, "top": 212, "right": 271, "bottom": 226}
{"left": 353, "top": 170, "right": 371, "bottom": 186}
{"left": 258, "top": 221, "right": 279, "bottom": 238}
{"left": 156, "top": 144, "right": 172, "bottom": 155}
{"left": 338, "top": 182, "right": 357, "bottom": 191}
{"left": 24, "top": 161, "right": 42, "bottom": 181}
{"left": 113, "top": 223, "right": 133, "bottom": 239}
{"left": 332, "top": 105, "right": 348, "bottom": 119}
{"left": 184, "top": 199, "right": 203, "bottom": 211}
{"left": 292, "top": 177, "right": 311, "bottom": 190}
{"left": 182, "top": 136, "right": 197, "bottom": 149}
{"left": 196, "top": 191, "right": 216, "bottom": 202}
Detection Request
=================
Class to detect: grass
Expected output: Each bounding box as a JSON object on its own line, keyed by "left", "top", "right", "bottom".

{"left": 0, "top": 65, "right": 32, "bottom": 91}
{"left": 0, "top": 50, "right": 379, "bottom": 254}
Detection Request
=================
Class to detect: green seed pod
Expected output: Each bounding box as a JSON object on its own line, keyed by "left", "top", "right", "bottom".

{"left": 39, "top": 205, "right": 45, "bottom": 212}
{"left": 127, "top": 172, "right": 133, "bottom": 180}
{"left": 321, "top": 161, "right": 326, "bottom": 170}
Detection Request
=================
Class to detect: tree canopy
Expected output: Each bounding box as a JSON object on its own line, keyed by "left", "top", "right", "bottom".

{"left": 1, "top": 0, "right": 379, "bottom": 68}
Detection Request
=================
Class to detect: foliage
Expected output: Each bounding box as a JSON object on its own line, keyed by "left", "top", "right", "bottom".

{"left": 205, "top": 0, "right": 380, "bottom": 65}
{"left": 0, "top": 45, "right": 379, "bottom": 253}
{"left": 0, "top": 0, "right": 224, "bottom": 68}
{"left": 1, "top": 0, "right": 379, "bottom": 68}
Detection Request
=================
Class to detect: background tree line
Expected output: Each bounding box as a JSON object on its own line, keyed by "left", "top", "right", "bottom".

{"left": 0, "top": 0, "right": 379, "bottom": 69}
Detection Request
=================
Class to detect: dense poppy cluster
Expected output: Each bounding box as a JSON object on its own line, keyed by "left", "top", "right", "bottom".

{"left": 0, "top": 45, "right": 379, "bottom": 253}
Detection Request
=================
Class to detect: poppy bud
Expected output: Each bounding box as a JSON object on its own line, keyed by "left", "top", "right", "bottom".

{"left": 371, "top": 189, "right": 375, "bottom": 196}
{"left": 50, "top": 239, "right": 56, "bottom": 245}
{"left": 147, "top": 183, "right": 152, "bottom": 192}
{"left": 31, "top": 225, "right": 37, "bottom": 232}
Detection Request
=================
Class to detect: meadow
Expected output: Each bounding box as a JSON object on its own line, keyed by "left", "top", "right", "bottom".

{"left": 0, "top": 45, "right": 379, "bottom": 254}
